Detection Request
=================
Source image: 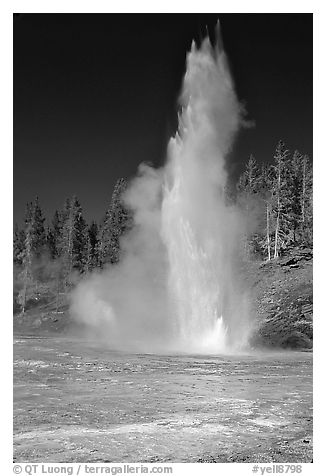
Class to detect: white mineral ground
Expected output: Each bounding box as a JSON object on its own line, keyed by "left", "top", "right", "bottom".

{"left": 13, "top": 337, "right": 312, "bottom": 463}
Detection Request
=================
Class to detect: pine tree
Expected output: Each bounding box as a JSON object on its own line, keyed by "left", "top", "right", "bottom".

{"left": 13, "top": 224, "right": 25, "bottom": 265}
{"left": 46, "top": 227, "right": 56, "bottom": 259}
{"left": 88, "top": 221, "right": 99, "bottom": 268}
{"left": 236, "top": 155, "right": 261, "bottom": 258}
{"left": 237, "top": 154, "right": 260, "bottom": 196}
{"left": 30, "top": 196, "right": 46, "bottom": 258}
{"left": 83, "top": 234, "right": 93, "bottom": 273}
{"left": 47, "top": 210, "right": 62, "bottom": 259}
{"left": 16, "top": 198, "right": 47, "bottom": 313}
{"left": 97, "top": 178, "right": 132, "bottom": 266}
{"left": 57, "top": 198, "right": 74, "bottom": 285}
{"left": 288, "top": 150, "right": 304, "bottom": 243}
{"left": 72, "top": 196, "right": 88, "bottom": 272}
{"left": 24, "top": 201, "right": 33, "bottom": 227}
{"left": 17, "top": 221, "right": 34, "bottom": 314}
{"left": 301, "top": 155, "right": 313, "bottom": 245}
{"left": 254, "top": 163, "right": 274, "bottom": 260}
{"left": 57, "top": 196, "right": 88, "bottom": 284}
{"left": 271, "top": 140, "right": 291, "bottom": 258}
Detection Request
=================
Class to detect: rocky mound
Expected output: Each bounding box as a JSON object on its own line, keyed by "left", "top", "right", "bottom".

{"left": 249, "top": 248, "right": 313, "bottom": 349}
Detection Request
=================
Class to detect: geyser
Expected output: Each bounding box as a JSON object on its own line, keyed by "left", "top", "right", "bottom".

{"left": 70, "top": 28, "right": 252, "bottom": 353}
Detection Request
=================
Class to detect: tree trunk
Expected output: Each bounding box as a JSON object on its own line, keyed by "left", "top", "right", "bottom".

{"left": 266, "top": 202, "right": 271, "bottom": 261}
{"left": 274, "top": 209, "right": 279, "bottom": 259}
{"left": 20, "top": 268, "right": 27, "bottom": 315}
{"left": 20, "top": 229, "right": 33, "bottom": 315}
{"left": 274, "top": 163, "right": 281, "bottom": 259}
{"left": 302, "top": 158, "right": 306, "bottom": 227}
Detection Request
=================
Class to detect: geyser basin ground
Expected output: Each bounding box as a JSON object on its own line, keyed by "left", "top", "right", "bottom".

{"left": 14, "top": 336, "right": 312, "bottom": 463}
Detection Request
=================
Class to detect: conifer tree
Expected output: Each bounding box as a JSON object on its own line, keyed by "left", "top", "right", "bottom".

{"left": 83, "top": 234, "right": 93, "bottom": 273}
{"left": 47, "top": 210, "right": 62, "bottom": 258}
{"left": 256, "top": 163, "right": 275, "bottom": 260}
{"left": 301, "top": 155, "right": 313, "bottom": 245}
{"left": 16, "top": 198, "right": 47, "bottom": 312}
{"left": 30, "top": 196, "right": 46, "bottom": 258}
{"left": 88, "top": 221, "right": 99, "bottom": 268}
{"left": 57, "top": 196, "right": 88, "bottom": 284}
{"left": 24, "top": 201, "right": 33, "bottom": 227}
{"left": 72, "top": 197, "right": 88, "bottom": 272}
{"left": 260, "top": 164, "right": 272, "bottom": 260}
{"left": 13, "top": 224, "right": 25, "bottom": 265}
{"left": 236, "top": 155, "right": 261, "bottom": 258}
{"left": 46, "top": 227, "right": 56, "bottom": 259}
{"left": 237, "top": 154, "right": 260, "bottom": 197}
{"left": 285, "top": 150, "right": 313, "bottom": 246}
{"left": 97, "top": 178, "right": 132, "bottom": 266}
{"left": 57, "top": 198, "right": 74, "bottom": 285}
{"left": 17, "top": 220, "right": 34, "bottom": 314}
{"left": 271, "top": 140, "right": 291, "bottom": 258}
{"left": 288, "top": 150, "right": 304, "bottom": 243}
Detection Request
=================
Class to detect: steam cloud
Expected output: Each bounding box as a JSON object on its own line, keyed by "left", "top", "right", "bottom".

{"left": 70, "top": 28, "right": 252, "bottom": 353}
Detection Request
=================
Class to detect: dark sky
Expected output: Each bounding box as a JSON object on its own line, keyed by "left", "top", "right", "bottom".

{"left": 14, "top": 13, "right": 312, "bottom": 226}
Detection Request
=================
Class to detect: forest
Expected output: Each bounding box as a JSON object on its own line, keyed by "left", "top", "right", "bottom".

{"left": 13, "top": 140, "right": 312, "bottom": 315}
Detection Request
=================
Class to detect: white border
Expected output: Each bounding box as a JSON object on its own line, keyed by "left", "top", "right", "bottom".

{"left": 3, "top": 3, "right": 323, "bottom": 474}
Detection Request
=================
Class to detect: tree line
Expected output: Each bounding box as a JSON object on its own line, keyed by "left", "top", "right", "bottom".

{"left": 13, "top": 140, "right": 312, "bottom": 315}
{"left": 13, "top": 178, "right": 132, "bottom": 314}
{"left": 235, "top": 140, "right": 312, "bottom": 260}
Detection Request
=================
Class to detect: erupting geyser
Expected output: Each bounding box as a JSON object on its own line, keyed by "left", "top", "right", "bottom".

{"left": 71, "top": 26, "right": 252, "bottom": 353}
